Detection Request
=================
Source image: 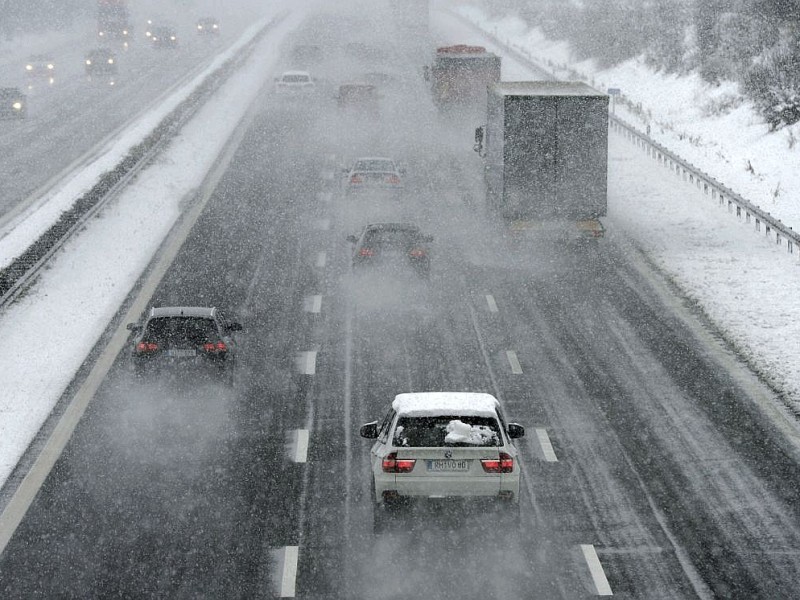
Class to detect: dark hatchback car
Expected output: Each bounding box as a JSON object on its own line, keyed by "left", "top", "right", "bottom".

{"left": 127, "top": 307, "right": 242, "bottom": 384}
{"left": 0, "top": 88, "right": 26, "bottom": 119}
{"left": 347, "top": 223, "right": 433, "bottom": 278}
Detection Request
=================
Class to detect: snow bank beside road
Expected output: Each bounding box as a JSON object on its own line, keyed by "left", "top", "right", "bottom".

{"left": 0, "top": 4, "right": 304, "bottom": 490}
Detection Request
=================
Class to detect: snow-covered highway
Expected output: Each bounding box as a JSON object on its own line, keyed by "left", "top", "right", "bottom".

{"left": 1, "top": 1, "right": 800, "bottom": 598}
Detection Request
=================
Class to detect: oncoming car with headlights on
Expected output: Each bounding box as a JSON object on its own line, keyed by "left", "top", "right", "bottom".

{"left": 0, "top": 88, "right": 27, "bottom": 119}
{"left": 360, "top": 392, "right": 524, "bottom": 532}
{"left": 24, "top": 55, "right": 56, "bottom": 86}
{"left": 85, "top": 48, "right": 118, "bottom": 83}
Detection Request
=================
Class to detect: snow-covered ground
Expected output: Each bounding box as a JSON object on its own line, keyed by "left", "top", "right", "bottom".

{"left": 1, "top": 4, "right": 800, "bottom": 495}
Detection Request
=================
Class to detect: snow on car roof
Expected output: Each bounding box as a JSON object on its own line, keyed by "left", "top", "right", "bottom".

{"left": 392, "top": 392, "right": 500, "bottom": 417}
{"left": 282, "top": 70, "right": 311, "bottom": 77}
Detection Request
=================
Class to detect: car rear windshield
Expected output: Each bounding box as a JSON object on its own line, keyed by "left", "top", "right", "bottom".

{"left": 283, "top": 74, "right": 310, "bottom": 83}
{"left": 364, "top": 230, "right": 421, "bottom": 248}
{"left": 393, "top": 416, "right": 501, "bottom": 447}
{"left": 143, "top": 317, "right": 220, "bottom": 346}
{"left": 354, "top": 160, "right": 395, "bottom": 172}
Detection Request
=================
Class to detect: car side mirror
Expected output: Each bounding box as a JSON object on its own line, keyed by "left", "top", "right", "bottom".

{"left": 126, "top": 323, "right": 141, "bottom": 332}
{"left": 360, "top": 421, "right": 379, "bottom": 439}
{"left": 227, "top": 322, "right": 243, "bottom": 332}
{"left": 507, "top": 423, "right": 525, "bottom": 439}
{"left": 346, "top": 234, "right": 358, "bottom": 244}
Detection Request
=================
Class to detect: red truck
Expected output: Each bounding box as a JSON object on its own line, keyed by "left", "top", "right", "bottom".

{"left": 425, "top": 45, "right": 501, "bottom": 108}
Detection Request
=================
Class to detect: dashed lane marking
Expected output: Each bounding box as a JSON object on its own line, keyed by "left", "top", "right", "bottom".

{"left": 581, "top": 544, "right": 613, "bottom": 596}
{"left": 506, "top": 350, "right": 523, "bottom": 374}
{"left": 280, "top": 545, "right": 299, "bottom": 597}
{"left": 535, "top": 428, "right": 558, "bottom": 462}
{"left": 317, "top": 191, "right": 332, "bottom": 203}
{"left": 303, "top": 295, "right": 322, "bottom": 313}
{"left": 293, "top": 429, "right": 309, "bottom": 463}
{"left": 485, "top": 294, "right": 498, "bottom": 313}
{"left": 296, "top": 350, "right": 317, "bottom": 375}
{"left": 315, "top": 251, "right": 326, "bottom": 268}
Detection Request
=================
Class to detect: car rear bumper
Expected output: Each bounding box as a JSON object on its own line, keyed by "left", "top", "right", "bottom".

{"left": 375, "top": 473, "right": 519, "bottom": 502}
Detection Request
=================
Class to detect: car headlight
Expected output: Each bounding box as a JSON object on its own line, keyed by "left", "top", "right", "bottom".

{"left": 146, "top": 31, "right": 151, "bottom": 37}
{"left": 108, "top": 59, "right": 114, "bottom": 64}
{"left": 213, "top": 24, "right": 218, "bottom": 29}
{"left": 197, "top": 25, "right": 203, "bottom": 30}
{"left": 86, "top": 59, "right": 92, "bottom": 65}
{"left": 47, "top": 64, "right": 54, "bottom": 69}
{"left": 12, "top": 102, "right": 22, "bottom": 110}
{"left": 99, "top": 31, "right": 104, "bottom": 36}
{"left": 122, "top": 30, "right": 128, "bottom": 35}
{"left": 25, "top": 65, "right": 33, "bottom": 71}
{"left": 170, "top": 36, "right": 176, "bottom": 41}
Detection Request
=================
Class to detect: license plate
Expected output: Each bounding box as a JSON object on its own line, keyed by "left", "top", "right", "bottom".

{"left": 167, "top": 349, "right": 196, "bottom": 358}
{"left": 427, "top": 459, "right": 469, "bottom": 472}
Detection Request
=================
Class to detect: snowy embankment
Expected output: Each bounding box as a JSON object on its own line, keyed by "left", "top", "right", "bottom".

{"left": 437, "top": 7, "right": 800, "bottom": 414}
{"left": 0, "top": 2, "right": 304, "bottom": 490}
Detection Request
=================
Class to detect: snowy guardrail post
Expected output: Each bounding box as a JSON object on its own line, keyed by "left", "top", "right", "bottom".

{"left": 607, "top": 88, "right": 620, "bottom": 115}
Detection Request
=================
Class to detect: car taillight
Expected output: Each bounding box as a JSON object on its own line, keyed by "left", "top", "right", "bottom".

{"left": 382, "top": 452, "right": 415, "bottom": 473}
{"left": 358, "top": 248, "right": 374, "bottom": 257}
{"left": 386, "top": 174, "right": 400, "bottom": 184}
{"left": 136, "top": 342, "right": 158, "bottom": 353}
{"left": 202, "top": 341, "right": 228, "bottom": 353}
{"left": 481, "top": 452, "right": 513, "bottom": 473}
{"left": 350, "top": 175, "right": 362, "bottom": 184}
{"left": 409, "top": 248, "right": 426, "bottom": 258}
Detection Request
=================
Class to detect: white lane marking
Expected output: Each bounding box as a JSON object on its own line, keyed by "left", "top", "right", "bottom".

{"left": 293, "top": 429, "right": 309, "bottom": 463}
{"left": 317, "top": 191, "right": 332, "bottom": 203}
{"left": 506, "top": 350, "right": 523, "bottom": 374}
{"left": 535, "top": 428, "right": 558, "bottom": 462}
{"left": 581, "top": 544, "right": 613, "bottom": 596}
{"left": 296, "top": 351, "right": 317, "bottom": 375}
{"left": 280, "top": 545, "right": 299, "bottom": 597}
{"left": 315, "top": 251, "right": 326, "bottom": 268}
{"left": 320, "top": 169, "right": 335, "bottom": 180}
{"left": 485, "top": 294, "right": 499, "bottom": 313}
{"left": 303, "top": 295, "right": 322, "bottom": 313}
{"left": 342, "top": 299, "right": 354, "bottom": 541}
{"left": 314, "top": 218, "right": 330, "bottom": 231}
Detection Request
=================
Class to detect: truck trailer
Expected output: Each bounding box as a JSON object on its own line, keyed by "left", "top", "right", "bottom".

{"left": 426, "top": 45, "right": 501, "bottom": 108}
{"left": 475, "top": 81, "right": 608, "bottom": 238}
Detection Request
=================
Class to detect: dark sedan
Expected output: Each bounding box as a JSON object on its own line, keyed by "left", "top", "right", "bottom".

{"left": 347, "top": 223, "right": 433, "bottom": 278}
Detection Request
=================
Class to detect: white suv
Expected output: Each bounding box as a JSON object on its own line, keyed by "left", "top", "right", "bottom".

{"left": 360, "top": 392, "right": 524, "bottom": 533}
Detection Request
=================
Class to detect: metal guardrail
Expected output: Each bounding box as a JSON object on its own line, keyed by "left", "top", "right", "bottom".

{"left": 0, "top": 14, "right": 287, "bottom": 309}
{"left": 453, "top": 12, "right": 800, "bottom": 260}
{"left": 609, "top": 118, "right": 800, "bottom": 258}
